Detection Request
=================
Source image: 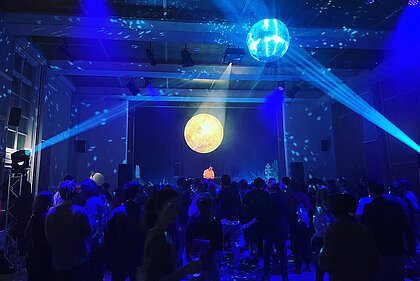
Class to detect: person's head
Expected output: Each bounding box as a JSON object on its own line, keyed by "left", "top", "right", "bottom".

{"left": 62, "top": 175, "right": 74, "bottom": 182}
{"left": 221, "top": 174, "right": 231, "bottom": 188}
{"left": 209, "top": 165, "right": 213, "bottom": 171}
{"left": 239, "top": 179, "right": 248, "bottom": 190}
{"left": 367, "top": 180, "right": 384, "bottom": 197}
{"left": 123, "top": 181, "right": 140, "bottom": 201}
{"left": 400, "top": 179, "right": 412, "bottom": 194}
{"left": 253, "top": 177, "right": 265, "bottom": 189}
{"left": 143, "top": 188, "right": 179, "bottom": 229}
{"left": 281, "top": 177, "right": 291, "bottom": 186}
{"left": 80, "top": 178, "right": 99, "bottom": 198}
{"left": 388, "top": 182, "right": 400, "bottom": 196}
{"left": 267, "top": 178, "right": 277, "bottom": 189}
{"left": 90, "top": 173, "right": 105, "bottom": 187}
{"left": 316, "top": 187, "right": 329, "bottom": 209}
{"left": 329, "top": 193, "right": 356, "bottom": 218}
{"left": 33, "top": 192, "right": 53, "bottom": 217}
{"left": 207, "top": 181, "right": 217, "bottom": 197}
{"left": 197, "top": 196, "right": 212, "bottom": 217}
{"left": 59, "top": 180, "right": 77, "bottom": 201}
{"left": 195, "top": 181, "right": 207, "bottom": 194}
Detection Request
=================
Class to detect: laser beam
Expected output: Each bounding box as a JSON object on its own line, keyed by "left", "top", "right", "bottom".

{"left": 285, "top": 47, "right": 420, "bottom": 153}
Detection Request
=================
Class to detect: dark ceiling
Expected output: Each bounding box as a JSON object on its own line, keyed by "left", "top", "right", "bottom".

{"left": 4, "top": 0, "right": 407, "bottom": 30}
{"left": 3, "top": 0, "right": 406, "bottom": 99}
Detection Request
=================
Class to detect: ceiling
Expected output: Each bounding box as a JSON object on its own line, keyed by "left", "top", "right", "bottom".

{"left": 3, "top": 0, "right": 407, "bottom": 102}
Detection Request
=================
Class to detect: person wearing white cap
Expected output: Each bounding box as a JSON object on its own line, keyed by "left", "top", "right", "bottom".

{"left": 90, "top": 173, "right": 105, "bottom": 187}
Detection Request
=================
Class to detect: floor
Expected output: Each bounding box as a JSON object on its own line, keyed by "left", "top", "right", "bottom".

{"left": 1, "top": 247, "right": 418, "bottom": 281}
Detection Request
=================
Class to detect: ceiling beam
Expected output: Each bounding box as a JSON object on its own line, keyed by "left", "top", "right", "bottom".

{"left": 77, "top": 87, "right": 272, "bottom": 97}
{"left": 4, "top": 13, "right": 391, "bottom": 50}
{"left": 77, "top": 86, "right": 324, "bottom": 100}
{"left": 50, "top": 60, "right": 360, "bottom": 82}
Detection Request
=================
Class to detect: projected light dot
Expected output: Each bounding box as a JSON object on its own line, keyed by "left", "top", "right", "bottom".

{"left": 184, "top": 114, "right": 223, "bottom": 154}
{"left": 247, "top": 18, "right": 290, "bottom": 62}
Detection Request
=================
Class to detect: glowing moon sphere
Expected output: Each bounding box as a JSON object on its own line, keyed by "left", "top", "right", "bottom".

{"left": 247, "top": 18, "right": 290, "bottom": 62}
{"left": 184, "top": 114, "right": 224, "bottom": 153}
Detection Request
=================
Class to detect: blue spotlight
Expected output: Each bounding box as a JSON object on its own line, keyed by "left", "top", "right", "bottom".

{"left": 247, "top": 18, "right": 290, "bottom": 62}
{"left": 285, "top": 47, "right": 420, "bottom": 153}
{"left": 33, "top": 101, "right": 143, "bottom": 153}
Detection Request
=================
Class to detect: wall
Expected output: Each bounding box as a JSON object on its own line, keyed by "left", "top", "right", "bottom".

{"left": 73, "top": 96, "right": 127, "bottom": 190}
{"left": 37, "top": 70, "right": 75, "bottom": 191}
{"left": 332, "top": 65, "right": 420, "bottom": 191}
{"left": 133, "top": 105, "right": 284, "bottom": 185}
{"left": 284, "top": 99, "right": 337, "bottom": 181}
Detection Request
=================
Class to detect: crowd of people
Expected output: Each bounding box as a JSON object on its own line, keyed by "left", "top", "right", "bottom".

{"left": 2, "top": 172, "right": 420, "bottom": 281}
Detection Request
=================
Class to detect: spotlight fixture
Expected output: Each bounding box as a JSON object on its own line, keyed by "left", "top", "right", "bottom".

{"left": 58, "top": 38, "right": 76, "bottom": 62}
{"left": 181, "top": 46, "right": 194, "bottom": 67}
{"left": 125, "top": 78, "right": 141, "bottom": 95}
{"left": 408, "top": 0, "right": 419, "bottom": 5}
{"left": 223, "top": 47, "right": 245, "bottom": 63}
{"left": 277, "top": 81, "right": 286, "bottom": 91}
{"left": 11, "top": 149, "right": 31, "bottom": 172}
{"left": 146, "top": 42, "right": 157, "bottom": 65}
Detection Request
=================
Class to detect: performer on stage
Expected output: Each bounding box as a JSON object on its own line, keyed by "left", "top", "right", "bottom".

{"left": 203, "top": 165, "right": 215, "bottom": 180}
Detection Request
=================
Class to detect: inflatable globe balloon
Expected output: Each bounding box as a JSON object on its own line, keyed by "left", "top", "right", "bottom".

{"left": 247, "top": 18, "right": 290, "bottom": 62}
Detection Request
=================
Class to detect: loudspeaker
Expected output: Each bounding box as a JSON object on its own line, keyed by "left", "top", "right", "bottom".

{"left": 174, "top": 162, "right": 183, "bottom": 177}
{"left": 75, "top": 140, "right": 86, "bottom": 153}
{"left": 8, "top": 107, "right": 22, "bottom": 127}
{"left": 118, "top": 164, "right": 133, "bottom": 189}
{"left": 290, "top": 162, "right": 304, "bottom": 183}
{"left": 321, "top": 140, "right": 330, "bottom": 151}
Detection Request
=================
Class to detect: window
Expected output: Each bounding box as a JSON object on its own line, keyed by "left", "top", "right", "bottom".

{"left": 6, "top": 47, "right": 40, "bottom": 152}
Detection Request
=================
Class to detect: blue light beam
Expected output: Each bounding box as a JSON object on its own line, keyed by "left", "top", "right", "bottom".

{"left": 33, "top": 101, "right": 143, "bottom": 153}
{"left": 285, "top": 47, "right": 420, "bottom": 153}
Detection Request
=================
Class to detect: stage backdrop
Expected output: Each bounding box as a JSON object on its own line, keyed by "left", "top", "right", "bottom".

{"left": 132, "top": 105, "right": 284, "bottom": 185}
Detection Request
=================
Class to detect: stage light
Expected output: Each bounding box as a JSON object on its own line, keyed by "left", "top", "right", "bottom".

{"left": 285, "top": 47, "right": 420, "bottom": 153}
{"left": 247, "top": 18, "right": 290, "bottom": 62}
{"left": 408, "top": 0, "right": 419, "bottom": 6}
{"left": 181, "top": 48, "right": 194, "bottom": 67}
{"left": 365, "top": 0, "right": 375, "bottom": 4}
{"left": 11, "top": 149, "right": 31, "bottom": 171}
{"left": 125, "top": 79, "right": 141, "bottom": 95}
{"left": 223, "top": 48, "right": 245, "bottom": 63}
{"left": 146, "top": 48, "right": 157, "bottom": 66}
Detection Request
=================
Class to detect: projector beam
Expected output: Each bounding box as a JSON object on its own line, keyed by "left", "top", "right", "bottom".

{"left": 33, "top": 101, "right": 142, "bottom": 152}
{"left": 286, "top": 47, "right": 420, "bottom": 153}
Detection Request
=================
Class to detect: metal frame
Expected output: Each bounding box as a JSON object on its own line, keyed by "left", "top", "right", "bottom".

{"left": 4, "top": 171, "right": 25, "bottom": 269}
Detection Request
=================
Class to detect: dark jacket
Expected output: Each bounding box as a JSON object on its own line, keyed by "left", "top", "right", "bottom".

{"left": 216, "top": 185, "right": 242, "bottom": 221}
{"left": 106, "top": 200, "right": 144, "bottom": 269}
{"left": 25, "top": 214, "right": 53, "bottom": 281}
{"left": 361, "top": 196, "right": 415, "bottom": 256}
{"left": 319, "top": 217, "right": 380, "bottom": 281}
{"left": 268, "top": 192, "right": 289, "bottom": 234}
